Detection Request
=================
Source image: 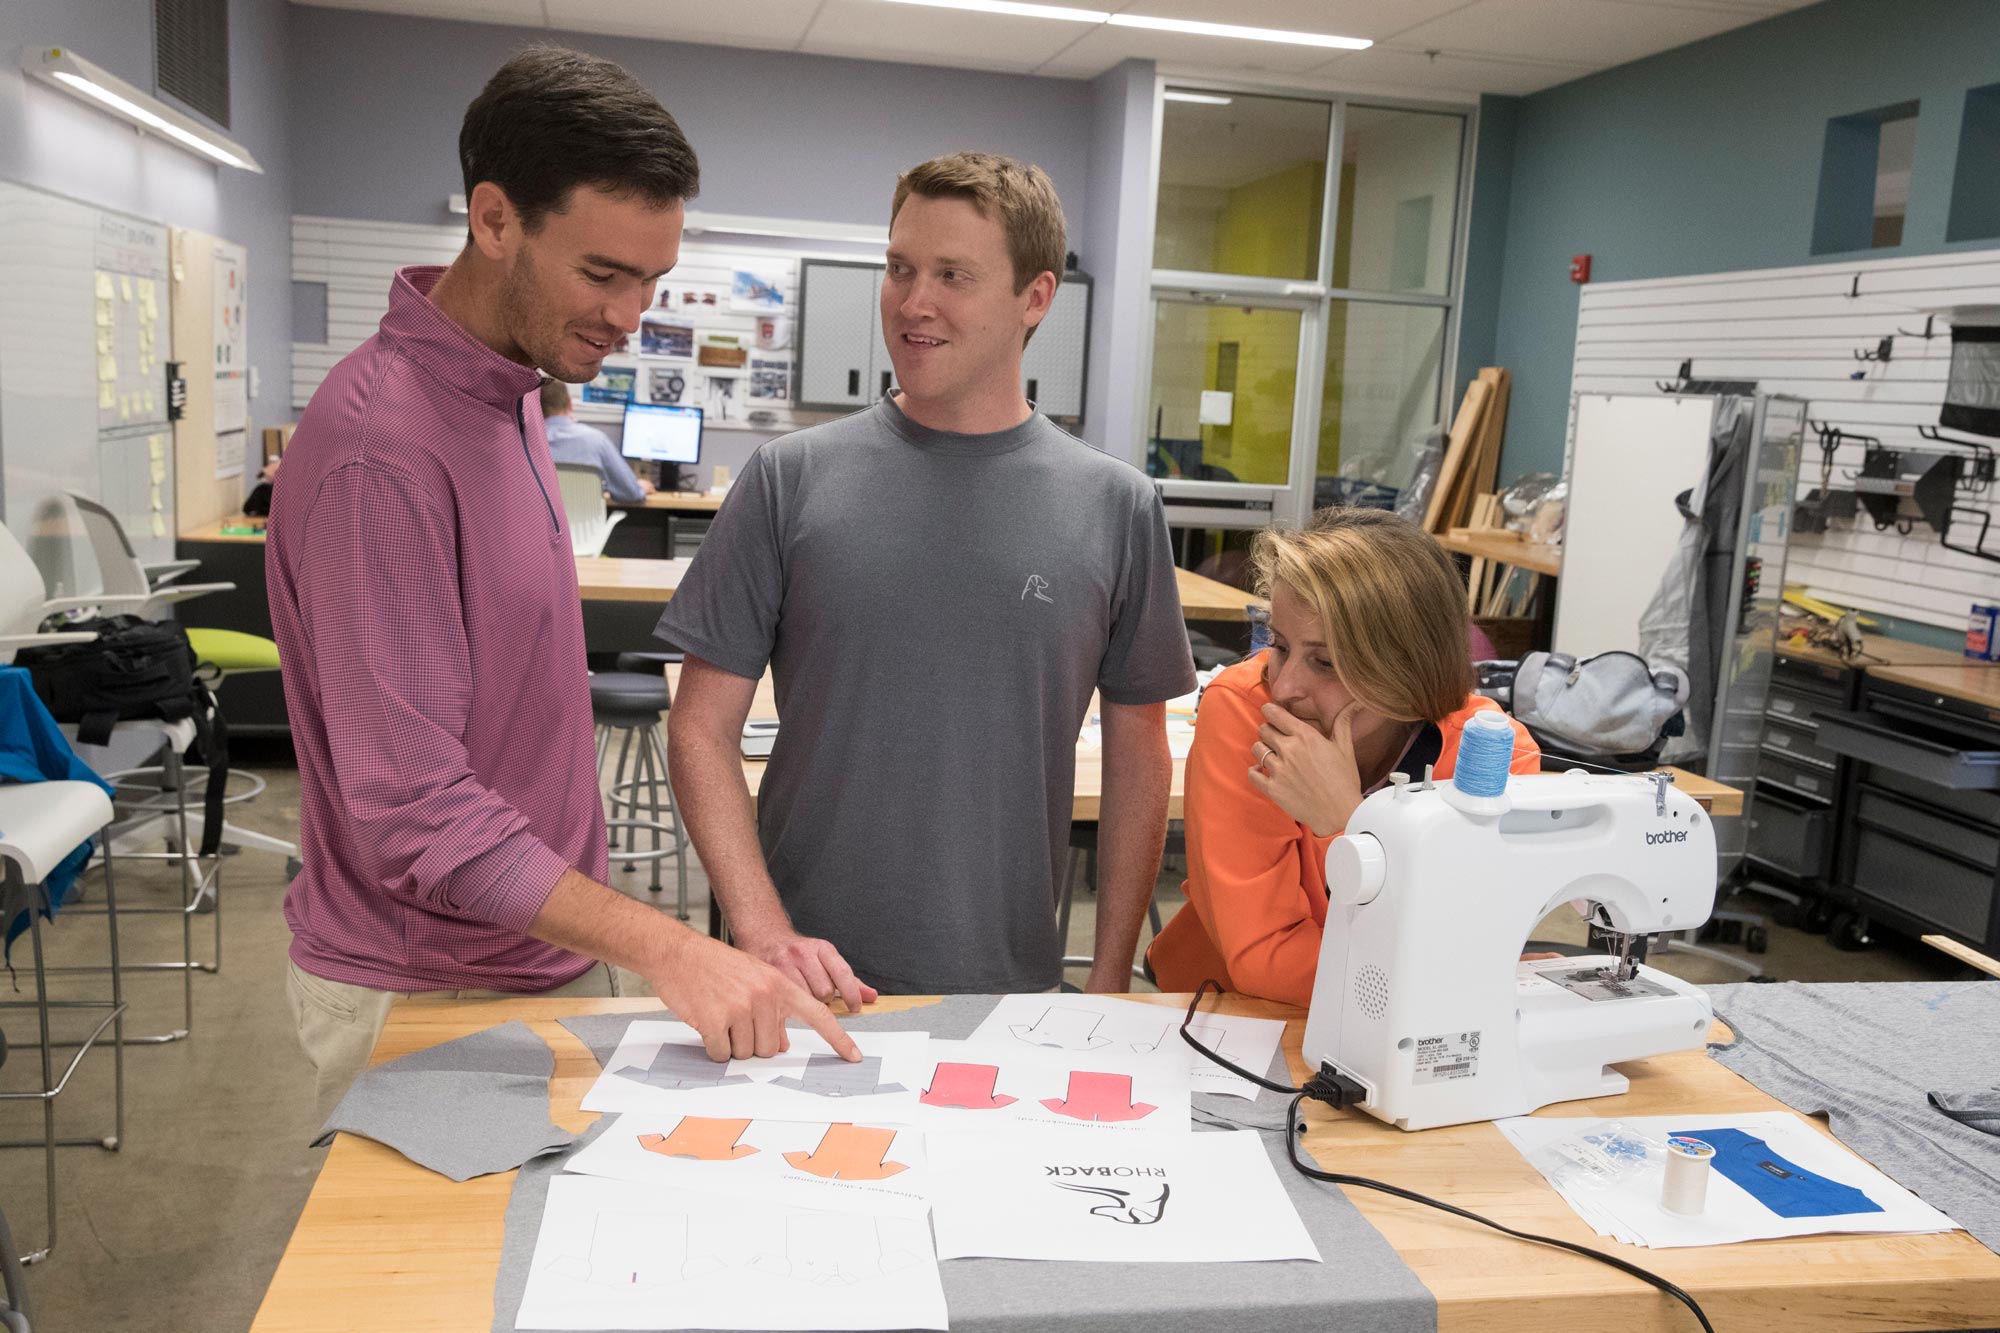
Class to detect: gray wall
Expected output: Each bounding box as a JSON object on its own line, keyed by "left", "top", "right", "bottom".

{"left": 0, "top": 0, "right": 294, "bottom": 452}
{"left": 1476, "top": 0, "right": 2000, "bottom": 478}
{"left": 286, "top": 7, "right": 1094, "bottom": 235}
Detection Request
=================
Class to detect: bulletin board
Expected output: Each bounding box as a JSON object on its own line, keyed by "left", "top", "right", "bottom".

{"left": 172, "top": 228, "right": 254, "bottom": 535}
{"left": 0, "top": 181, "right": 176, "bottom": 561}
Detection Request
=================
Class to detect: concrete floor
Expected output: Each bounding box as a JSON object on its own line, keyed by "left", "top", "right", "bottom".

{"left": 0, "top": 742, "right": 1967, "bottom": 1331}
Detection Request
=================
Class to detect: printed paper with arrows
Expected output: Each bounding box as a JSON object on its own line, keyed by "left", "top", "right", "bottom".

{"left": 927, "top": 1124, "right": 1320, "bottom": 1264}
{"left": 563, "top": 1113, "right": 931, "bottom": 1218}
{"left": 968, "top": 994, "right": 1286, "bottom": 1101}
{"left": 579, "top": 1021, "right": 929, "bottom": 1120}
{"left": 905, "top": 1037, "right": 1189, "bottom": 1134}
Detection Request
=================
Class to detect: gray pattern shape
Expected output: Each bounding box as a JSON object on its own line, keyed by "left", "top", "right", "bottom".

{"left": 767, "top": 1053, "right": 905, "bottom": 1096}
{"left": 313, "top": 1020, "right": 573, "bottom": 1182}
{"left": 622, "top": 1041, "right": 753, "bottom": 1091}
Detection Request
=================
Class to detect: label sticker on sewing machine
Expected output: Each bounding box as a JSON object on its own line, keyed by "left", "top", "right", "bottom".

{"left": 1411, "top": 1030, "right": 1480, "bottom": 1084}
{"left": 1549, "top": 968, "right": 1679, "bottom": 1003}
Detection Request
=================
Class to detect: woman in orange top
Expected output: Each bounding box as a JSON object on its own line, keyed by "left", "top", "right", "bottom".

{"left": 1148, "top": 507, "right": 1541, "bottom": 1007}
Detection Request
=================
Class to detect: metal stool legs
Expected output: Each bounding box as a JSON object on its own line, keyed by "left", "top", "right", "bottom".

{"left": 0, "top": 855, "right": 127, "bottom": 1265}
{"left": 597, "top": 719, "right": 690, "bottom": 921}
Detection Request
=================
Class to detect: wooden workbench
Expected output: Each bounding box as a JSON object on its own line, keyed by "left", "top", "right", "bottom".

{"left": 611, "top": 491, "right": 728, "bottom": 513}
{"left": 178, "top": 517, "right": 268, "bottom": 543}
{"left": 250, "top": 992, "right": 2000, "bottom": 1333}
{"left": 659, "top": 665, "right": 1740, "bottom": 821}
{"left": 1865, "top": 663, "right": 2000, "bottom": 711}
{"left": 1776, "top": 631, "right": 1984, "bottom": 672}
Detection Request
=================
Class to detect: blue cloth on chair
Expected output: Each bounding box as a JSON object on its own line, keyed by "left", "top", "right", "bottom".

{"left": 0, "top": 666, "right": 115, "bottom": 959}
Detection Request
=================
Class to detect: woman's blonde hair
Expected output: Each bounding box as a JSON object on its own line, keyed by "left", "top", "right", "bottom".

{"left": 1251, "top": 507, "right": 1473, "bottom": 723}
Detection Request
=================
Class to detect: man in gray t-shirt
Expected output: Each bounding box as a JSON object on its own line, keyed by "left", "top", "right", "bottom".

{"left": 661, "top": 153, "right": 1195, "bottom": 1000}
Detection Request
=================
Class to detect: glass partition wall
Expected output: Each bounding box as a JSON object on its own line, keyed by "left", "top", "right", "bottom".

{"left": 1144, "top": 88, "right": 1470, "bottom": 532}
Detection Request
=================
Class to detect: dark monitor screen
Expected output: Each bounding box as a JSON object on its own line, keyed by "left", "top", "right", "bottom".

{"left": 621, "top": 403, "right": 703, "bottom": 464}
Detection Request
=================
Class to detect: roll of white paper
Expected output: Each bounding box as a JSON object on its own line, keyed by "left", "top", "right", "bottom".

{"left": 1661, "top": 1135, "right": 1715, "bottom": 1215}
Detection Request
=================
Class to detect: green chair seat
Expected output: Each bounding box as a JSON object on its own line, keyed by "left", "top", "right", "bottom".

{"left": 186, "top": 628, "right": 280, "bottom": 673}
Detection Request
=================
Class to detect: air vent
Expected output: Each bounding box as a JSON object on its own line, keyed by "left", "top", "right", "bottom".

{"left": 155, "top": 0, "right": 230, "bottom": 128}
{"left": 1353, "top": 964, "right": 1388, "bottom": 1020}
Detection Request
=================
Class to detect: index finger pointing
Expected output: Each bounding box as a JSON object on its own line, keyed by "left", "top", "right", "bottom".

{"left": 791, "top": 990, "right": 862, "bottom": 1061}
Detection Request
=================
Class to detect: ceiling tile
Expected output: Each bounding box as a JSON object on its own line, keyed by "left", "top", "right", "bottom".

{"left": 544, "top": 0, "right": 822, "bottom": 48}
{"left": 1034, "top": 22, "right": 1356, "bottom": 78}
{"left": 801, "top": 0, "right": 1092, "bottom": 68}
{"left": 1385, "top": 0, "right": 1773, "bottom": 67}
{"left": 297, "top": 0, "right": 548, "bottom": 26}
{"left": 1310, "top": 44, "right": 1593, "bottom": 97}
{"left": 1109, "top": 0, "right": 1471, "bottom": 43}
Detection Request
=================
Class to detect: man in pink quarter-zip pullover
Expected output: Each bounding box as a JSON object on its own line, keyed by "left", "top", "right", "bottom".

{"left": 269, "top": 46, "right": 856, "bottom": 1118}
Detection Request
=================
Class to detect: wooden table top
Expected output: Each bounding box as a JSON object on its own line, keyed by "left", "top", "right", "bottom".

{"left": 1777, "top": 631, "right": 1984, "bottom": 671}
{"left": 1174, "top": 566, "right": 1264, "bottom": 621}
{"left": 574, "top": 556, "right": 690, "bottom": 603}
{"left": 612, "top": 491, "right": 728, "bottom": 512}
{"left": 659, "top": 665, "right": 1740, "bottom": 822}
{"left": 251, "top": 992, "right": 2000, "bottom": 1333}
{"left": 1866, "top": 663, "right": 2000, "bottom": 711}
{"left": 178, "top": 518, "right": 268, "bottom": 543}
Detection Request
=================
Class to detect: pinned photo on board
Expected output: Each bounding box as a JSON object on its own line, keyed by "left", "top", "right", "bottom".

{"left": 639, "top": 313, "right": 695, "bottom": 359}
{"left": 731, "top": 270, "right": 787, "bottom": 313}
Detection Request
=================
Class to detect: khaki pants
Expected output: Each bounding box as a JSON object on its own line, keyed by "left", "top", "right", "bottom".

{"left": 288, "top": 959, "right": 623, "bottom": 1125}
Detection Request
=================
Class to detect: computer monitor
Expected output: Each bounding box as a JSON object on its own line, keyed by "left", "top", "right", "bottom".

{"left": 621, "top": 402, "right": 703, "bottom": 465}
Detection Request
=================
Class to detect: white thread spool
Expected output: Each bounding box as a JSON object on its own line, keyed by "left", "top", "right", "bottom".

{"left": 1661, "top": 1135, "right": 1715, "bottom": 1215}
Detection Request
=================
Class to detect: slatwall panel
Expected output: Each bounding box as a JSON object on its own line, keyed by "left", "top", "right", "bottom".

{"left": 1567, "top": 248, "right": 2000, "bottom": 632}
{"left": 291, "top": 214, "right": 859, "bottom": 434}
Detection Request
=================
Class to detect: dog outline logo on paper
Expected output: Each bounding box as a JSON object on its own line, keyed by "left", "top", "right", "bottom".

{"left": 1009, "top": 1006, "right": 1110, "bottom": 1050}
{"left": 769, "top": 1053, "right": 906, "bottom": 1097}
{"left": 1054, "top": 1181, "right": 1172, "bottom": 1226}
{"left": 1022, "top": 574, "right": 1053, "bottom": 604}
{"left": 622, "top": 1043, "right": 753, "bottom": 1091}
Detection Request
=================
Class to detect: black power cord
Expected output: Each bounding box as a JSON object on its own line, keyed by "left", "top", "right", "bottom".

{"left": 1180, "top": 982, "right": 1717, "bottom": 1333}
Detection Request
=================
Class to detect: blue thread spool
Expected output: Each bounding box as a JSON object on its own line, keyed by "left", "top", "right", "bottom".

{"left": 1453, "top": 710, "right": 1516, "bottom": 799}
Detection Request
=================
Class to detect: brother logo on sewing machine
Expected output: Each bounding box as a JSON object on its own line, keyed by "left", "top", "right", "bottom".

{"left": 1645, "top": 829, "right": 1689, "bottom": 845}
{"left": 1412, "top": 1031, "right": 1481, "bottom": 1084}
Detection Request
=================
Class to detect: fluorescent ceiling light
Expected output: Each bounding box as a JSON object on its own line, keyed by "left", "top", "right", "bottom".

{"left": 1106, "top": 14, "right": 1371, "bottom": 50}
{"left": 1163, "top": 91, "right": 1233, "bottom": 105}
{"left": 24, "top": 46, "right": 262, "bottom": 173}
{"left": 879, "top": 0, "right": 1108, "bottom": 22}
{"left": 877, "top": 0, "right": 1370, "bottom": 49}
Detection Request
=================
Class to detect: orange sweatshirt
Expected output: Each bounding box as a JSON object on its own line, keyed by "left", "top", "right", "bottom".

{"left": 1147, "top": 656, "right": 1540, "bottom": 1007}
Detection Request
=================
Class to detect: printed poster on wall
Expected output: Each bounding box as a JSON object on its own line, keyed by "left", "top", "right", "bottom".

{"left": 213, "top": 240, "right": 248, "bottom": 456}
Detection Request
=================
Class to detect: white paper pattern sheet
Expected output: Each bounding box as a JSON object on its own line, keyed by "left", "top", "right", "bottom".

{"left": 565, "top": 1114, "right": 930, "bottom": 1218}
{"left": 969, "top": 994, "right": 1286, "bottom": 1101}
{"left": 579, "top": 1022, "right": 927, "bottom": 1120}
{"left": 927, "top": 1125, "right": 1321, "bottom": 1264}
{"left": 908, "top": 1038, "right": 1190, "bottom": 1133}
{"left": 515, "top": 1175, "right": 948, "bottom": 1331}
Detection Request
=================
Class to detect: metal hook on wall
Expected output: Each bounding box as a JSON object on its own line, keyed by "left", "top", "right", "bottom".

{"left": 1854, "top": 337, "right": 1894, "bottom": 364}
{"left": 1655, "top": 358, "right": 1693, "bottom": 394}
{"left": 1896, "top": 315, "right": 1938, "bottom": 340}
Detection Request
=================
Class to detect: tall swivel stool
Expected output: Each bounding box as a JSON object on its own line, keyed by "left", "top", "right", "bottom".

{"left": 589, "top": 669, "right": 689, "bottom": 919}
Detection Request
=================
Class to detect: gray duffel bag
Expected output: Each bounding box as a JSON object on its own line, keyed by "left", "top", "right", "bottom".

{"left": 1509, "top": 650, "right": 1690, "bottom": 757}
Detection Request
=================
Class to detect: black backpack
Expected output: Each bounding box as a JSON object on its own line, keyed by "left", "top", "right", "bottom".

{"left": 16, "top": 616, "right": 229, "bottom": 856}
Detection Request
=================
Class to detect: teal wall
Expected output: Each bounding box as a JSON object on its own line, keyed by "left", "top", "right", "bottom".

{"left": 1480, "top": 0, "right": 2000, "bottom": 481}
{"left": 1453, "top": 94, "right": 1518, "bottom": 421}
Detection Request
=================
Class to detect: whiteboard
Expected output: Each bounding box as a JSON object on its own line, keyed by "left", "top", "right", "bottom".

{"left": 0, "top": 181, "right": 175, "bottom": 562}
{"left": 1553, "top": 393, "right": 1717, "bottom": 658}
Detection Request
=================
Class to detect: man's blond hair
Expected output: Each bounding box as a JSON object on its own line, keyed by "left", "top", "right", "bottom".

{"left": 1252, "top": 508, "right": 1473, "bottom": 723}
{"left": 892, "top": 152, "right": 1065, "bottom": 344}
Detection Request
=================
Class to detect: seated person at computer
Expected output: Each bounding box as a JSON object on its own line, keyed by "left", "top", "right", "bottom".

{"left": 541, "top": 378, "right": 654, "bottom": 502}
{"left": 1147, "top": 507, "right": 1541, "bottom": 1007}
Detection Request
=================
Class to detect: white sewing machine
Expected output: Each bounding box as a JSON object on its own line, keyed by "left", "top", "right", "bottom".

{"left": 1300, "top": 768, "right": 1718, "bottom": 1131}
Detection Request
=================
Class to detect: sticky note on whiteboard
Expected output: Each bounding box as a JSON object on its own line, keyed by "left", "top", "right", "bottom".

{"left": 1199, "top": 390, "right": 1234, "bottom": 426}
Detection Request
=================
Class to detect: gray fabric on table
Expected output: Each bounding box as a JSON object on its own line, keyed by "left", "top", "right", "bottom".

{"left": 557, "top": 1011, "right": 647, "bottom": 1070}
{"left": 504, "top": 995, "right": 1434, "bottom": 1332}
{"left": 1929, "top": 1088, "right": 2000, "bottom": 1136}
{"left": 1707, "top": 980, "right": 2000, "bottom": 1254}
{"left": 313, "top": 1020, "right": 574, "bottom": 1182}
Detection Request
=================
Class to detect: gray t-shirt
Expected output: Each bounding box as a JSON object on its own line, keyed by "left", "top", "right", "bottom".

{"left": 656, "top": 397, "right": 1196, "bottom": 993}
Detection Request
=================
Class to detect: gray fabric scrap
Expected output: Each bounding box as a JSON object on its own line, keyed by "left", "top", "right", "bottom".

{"left": 1707, "top": 980, "right": 2000, "bottom": 1254}
{"left": 313, "top": 1020, "right": 574, "bottom": 1182}
{"left": 557, "top": 1011, "right": 653, "bottom": 1070}
{"left": 1928, "top": 1088, "right": 2000, "bottom": 1136}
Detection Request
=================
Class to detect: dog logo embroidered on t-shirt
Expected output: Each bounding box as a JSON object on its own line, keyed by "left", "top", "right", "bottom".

{"left": 1022, "top": 574, "right": 1053, "bottom": 604}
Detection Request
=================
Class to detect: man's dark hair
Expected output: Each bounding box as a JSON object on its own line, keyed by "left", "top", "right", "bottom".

{"left": 459, "top": 45, "right": 699, "bottom": 232}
